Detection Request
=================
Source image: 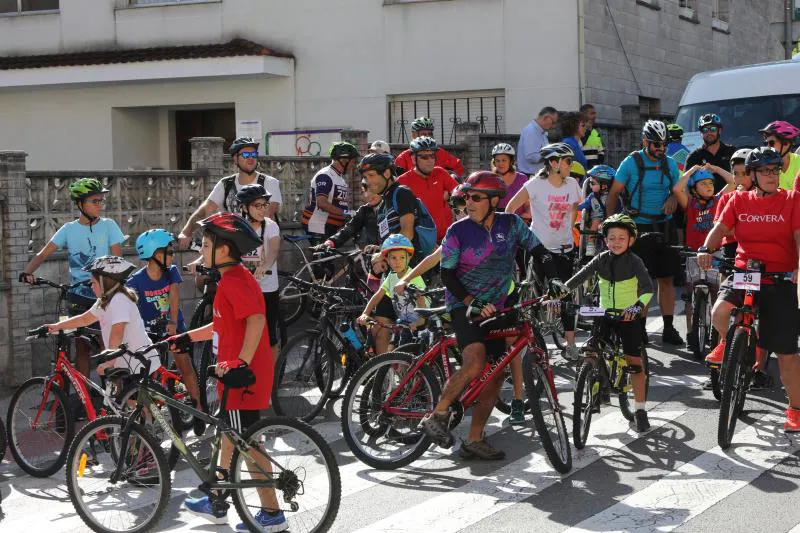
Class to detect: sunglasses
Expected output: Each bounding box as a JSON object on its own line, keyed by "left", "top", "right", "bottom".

{"left": 466, "top": 193, "right": 489, "bottom": 203}
{"left": 756, "top": 167, "right": 781, "bottom": 176}
{"left": 649, "top": 141, "right": 666, "bottom": 149}
{"left": 85, "top": 198, "right": 105, "bottom": 205}
{"left": 700, "top": 126, "right": 719, "bottom": 133}
{"left": 765, "top": 139, "right": 784, "bottom": 148}
{"left": 239, "top": 151, "right": 258, "bottom": 159}
{"left": 250, "top": 202, "right": 270, "bottom": 210}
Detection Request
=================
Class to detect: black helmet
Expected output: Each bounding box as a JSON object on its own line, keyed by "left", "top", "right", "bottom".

{"left": 329, "top": 141, "right": 359, "bottom": 160}
{"left": 199, "top": 212, "right": 263, "bottom": 256}
{"left": 229, "top": 136, "right": 259, "bottom": 156}
{"left": 745, "top": 147, "right": 783, "bottom": 171}
{"left": 358, "top": 152, "right": 395, "bottom": 176}
{"left": 409, "top": 136, "right": 438, "bottom": 154}
{"left": 236, "top": 184, "right": 271, "bottom": 206}
{"left": 642, "top": 120, "right": 667, "bottom": 142}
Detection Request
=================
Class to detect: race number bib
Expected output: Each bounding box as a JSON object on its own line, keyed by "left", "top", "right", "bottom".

{"left": 378, "top": 217, "right": 390, "bottom": 238}
{"left": 732, "top": 272, "right": 760, "bottom": 291}
{"left": 579, "top": 306, "right": 606, "bottom": 317}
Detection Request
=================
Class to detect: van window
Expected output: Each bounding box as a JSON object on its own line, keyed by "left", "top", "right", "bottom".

{"left": 675, "top": 94, "right": 800, "bottom": 148}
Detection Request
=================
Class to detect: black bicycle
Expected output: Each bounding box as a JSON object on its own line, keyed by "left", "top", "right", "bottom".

{"left": 65, "top": 342, "right": 341, "bottom": 533}
{"left": 183, "top": 264, "right": 221, "bottom": 416}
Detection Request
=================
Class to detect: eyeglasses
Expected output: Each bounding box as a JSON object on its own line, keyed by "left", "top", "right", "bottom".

{"left": 250, "top": 202, "right": 270, "bottom": 210}
{"left": 466, "top": 193, "right": 488, "bottom": 203}
{"left": 765, "top": 139, "right": 784, "bottom": 148}
{"left": 649, "top": 141, "right": 666, "bottom": 149}
{"left": 239, "top": 151, "right": 258, "bottom": 159}
{"left": 700, "top": 126, "right": 719, "bottom": 134}
{"left": 416, "top": 154, "right": 436, "bottom": 161}
{"left": 85, "top": 198, "right": 105, "bottom": 205}
{"left": 756, "top": 167, "right": 781, "bottom": 176}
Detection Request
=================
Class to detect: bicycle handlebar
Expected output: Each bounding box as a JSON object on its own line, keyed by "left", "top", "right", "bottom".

{"left": 286, "top": 276, "right": 356, "bottom": 295}
{"left": 403, "top": 284, "right": 445, "bottom": 299}
{"left": 684, "top": 252, "right": 793, "bottom": 280}
{"left": 92, "top": 340, "right": 169, "bottom": 366}
{"left": 28, "top": 277, "right": 90, "bottom": 291}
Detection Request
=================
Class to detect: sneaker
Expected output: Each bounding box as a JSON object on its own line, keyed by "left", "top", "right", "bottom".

{"left": 661, "top": 326, "right": 684, "bottom": 346}
{"left": 236, "top": 510, "right": 289, "bottom": 532}
{"left": 507, "top": 400, "right": 525, "bottom": 425}
{"left": 702, "top": 378, "right": 714, "bottom": 391}
{"left": 635, "top": 409, "right": 651, "bottom": 433}
{"left": 420, "top": 411, "right": 454, "bottom": 448}
{"left": 784, "top": 408, "right": 800, "bottom": 433}
{"left": 686, "top": 330, "right": 700, "bottom": 355}
{"left": 183, "top": 496, "right": 228, "bottom": 525}
{"left": 705, "top": 342, "right": 725, "bottom": 366}
{"left": 750, "top": 371, "right": 774, "bottom": 391}
{"left": 563, "top": 346, "right": 581, "bottom": 362}
{"left": 458, "top": 438, "right": 506, "bottom": 460}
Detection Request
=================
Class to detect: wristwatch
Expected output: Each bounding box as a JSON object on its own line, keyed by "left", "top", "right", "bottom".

{"left": 697, "top": 246, "right": 710, "bottom": 253}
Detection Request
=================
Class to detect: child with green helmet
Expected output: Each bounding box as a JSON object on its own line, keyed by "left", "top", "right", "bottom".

{"left": 20, "top": 177, "right": 125, "bottom": 377}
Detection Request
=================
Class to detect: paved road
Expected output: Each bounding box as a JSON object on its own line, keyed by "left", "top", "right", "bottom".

{"left": 1, "top": 303, "right": 799, "bottom": 533}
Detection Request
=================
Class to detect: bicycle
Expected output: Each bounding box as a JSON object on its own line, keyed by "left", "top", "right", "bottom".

{"left": 574, "top": 229, "right": 602, "bottom": 330}
{"left": 520, "top": 250, "right": 569, "bottom": 350}
{"left": 712, "top": 258, "right": 793, "bottom": 450}
{"left": 571, "top": 306, "right": 649, "bottom": 449}
{"left": 183, "top": 263, "right": 221, "bottom": 417}
{"left": 272, "top": 277, "right": 367, "bottom": 422}
{"left": 65, "top": 342, "right": 341, "bottom": 533}
{"left": 340, "top": 296, "right": 572, "bottom": 473}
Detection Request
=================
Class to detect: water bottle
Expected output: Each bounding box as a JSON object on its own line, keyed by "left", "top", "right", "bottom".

{"left": 339, "top": 322, "right": 363, "bottom": 350}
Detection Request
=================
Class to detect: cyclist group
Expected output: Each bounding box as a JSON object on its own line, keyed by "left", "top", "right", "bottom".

{"left": 13, "top": 110, "right": 800, "bottom": 528}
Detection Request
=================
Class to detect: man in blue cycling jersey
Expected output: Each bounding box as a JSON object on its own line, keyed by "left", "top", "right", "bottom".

{"left": 420, "top": 171, "right": 565, "bottom": 460}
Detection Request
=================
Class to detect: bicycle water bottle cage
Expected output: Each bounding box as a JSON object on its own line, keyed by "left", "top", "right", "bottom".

{"left": 746, "top": 259, "right": 764, "bottom": 272}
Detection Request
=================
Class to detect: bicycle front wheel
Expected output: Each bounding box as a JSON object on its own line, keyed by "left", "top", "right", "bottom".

{"left": 272, "top": 331, "right": 334, "bottom": 422}
{"left": 718, "top": 327, "right": 750, "bottom": 449}
{"left": 279, "top": 273, "right": 308, "bottom": 327}
{"left": 231, "top": 416, "right": 341, "bottom": 533}
{"left": 66, "top": 416, "right": 171, "bottom": 533}
{"left": 691, "top": 291, "right": 708, "bottom": 358}
{"left": 7, "top": 376, "right": 74, "bottom": 477}
{"left": 523, "top": 352, "right": 572, "bottom": 473}
{"left": 573, "top": 362, "right": 599, "bottom": 450}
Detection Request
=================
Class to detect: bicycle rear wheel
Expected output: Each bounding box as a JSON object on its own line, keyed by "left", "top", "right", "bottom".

{"left": 523, "top": 351, "right": 572, "bottom": 474}
{"left": 231, "top": 416, "right": 341, "bottom": 533}
{"left": 197, "top": 340, "right": 219, "bottom": 415}
{"left": 573, "top": 362, "right": 599, "bottom": 450}
{"left": 272, "top": 331, "right": 334, "bottom": 422}
{"left": 66, "top": 416, "right": 170, "bottom": 533}
{"left": 718, "top": 327, "right": 750, "bottom": 449}
{"left": 341, "top": 352, "right": 438, "bottom": 470}
{"left": 279, "top": 273, "right": 308, "bottom": 327}
{"left": 7, "top": 376, "right": 74, "bottom": 477}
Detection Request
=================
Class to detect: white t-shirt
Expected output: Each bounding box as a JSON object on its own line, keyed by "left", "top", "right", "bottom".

{"left": 207, "top": 173, "right": 282, "bottom": 214}
{"left": 241, "top": 217, "right": 281, "bottom": 293}
{"left": 524, "top": 176, "right": 582, "bottom": 253}
{"left": 89, "top": 293, "right": 162, "bottom": 375}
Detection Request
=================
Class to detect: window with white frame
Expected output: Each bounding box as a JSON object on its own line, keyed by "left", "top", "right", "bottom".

{"left": 712, "top": 0, "right": 729, "bottom": 22}
{"left": 129, "top": 0, "right": 211, "bottom": 5}
{"left": 0, "top": 0, "right": 58, "bottom": 13}
{"left": 678, "top": 0, "right": 695, "bottom": 8}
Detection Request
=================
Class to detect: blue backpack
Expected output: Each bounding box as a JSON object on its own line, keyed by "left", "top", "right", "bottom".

{"left": 391, "top": 185, "right": 438, "bottom": 258}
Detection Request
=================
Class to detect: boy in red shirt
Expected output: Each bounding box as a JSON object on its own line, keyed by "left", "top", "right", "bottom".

{"left": 673, "top": 165, "right": 734, "bottom": 356}
{"left": 170, "top": 213, "right": 285, "bottom": 531}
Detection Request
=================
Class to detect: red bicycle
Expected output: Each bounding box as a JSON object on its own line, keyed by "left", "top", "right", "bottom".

{"left": 341, "top": 296, "right": 571, "bottom": 473}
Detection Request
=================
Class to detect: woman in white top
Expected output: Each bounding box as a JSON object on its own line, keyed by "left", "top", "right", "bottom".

{"left": 237, "top": 184, "right": 285, "bottom": 351}
{"left": 45, "top": 255, "right": 161, "bottom": 376}
{"left": 505, "top": 142, "right": 583, "bottom": 361}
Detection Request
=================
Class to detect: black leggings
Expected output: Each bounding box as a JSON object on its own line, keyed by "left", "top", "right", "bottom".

{"left": 532, "top": 249, "right": 576, "bottom": 332}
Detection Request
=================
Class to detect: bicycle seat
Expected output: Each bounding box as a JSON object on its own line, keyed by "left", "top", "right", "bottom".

{"left": 283, "top": 234, "right": 311, "bottom": 243}
{"left": 416, "top": 306, "right": 447, "bottom": 318}
{"left": 104, "top": 368, "right": 131, "bottom": 381}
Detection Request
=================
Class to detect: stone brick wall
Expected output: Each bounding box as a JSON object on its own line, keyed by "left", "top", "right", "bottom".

{"left": 584, "top": 0, "right": 785, "bottom": 124}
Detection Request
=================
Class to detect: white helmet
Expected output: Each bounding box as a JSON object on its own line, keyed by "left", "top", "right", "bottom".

{"left": 642, "top": 120, "right": 668, "bottom": 142}
{"left": 82, "top": 255, "right": 137, "bottom": 282}
{"left": 370, "top": 140, "right": 391, "bottom": 154}
{"left": 491, "top": 143, "right": 516, "bottom": 158}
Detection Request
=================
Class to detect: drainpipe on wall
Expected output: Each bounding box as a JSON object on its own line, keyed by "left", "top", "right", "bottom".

{"left": 578, "top": 0, "right": 586, "bottom": 105}
{"left": 786, "top": 0, "right": 794, "bottom": 59}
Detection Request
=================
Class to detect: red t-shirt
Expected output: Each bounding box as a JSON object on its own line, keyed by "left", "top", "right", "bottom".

{"left": 685, "top": 195, "right": 719, "bottom": 250}
{"left": 395, "top": 147, "right": 465, "bottom": 177}
{"left": 213, "top": 264, "right": 273, "bottom": 410}
{"left": 719, "top": 189, "right": 800, "bottom": 273}
{"left": 714, "top": 191, "right": 735, "bottom": 246}
{"left": 397, "top": 167, "right": 459, "bottom": 241}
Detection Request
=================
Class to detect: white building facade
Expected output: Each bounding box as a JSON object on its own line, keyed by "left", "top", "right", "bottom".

{"left": 0, "top": 0, "right": 784, "bottom": 170}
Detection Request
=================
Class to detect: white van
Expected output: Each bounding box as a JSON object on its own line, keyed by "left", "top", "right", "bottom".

{"left": 675, "top": 57, "right": 800, "bottom": 149}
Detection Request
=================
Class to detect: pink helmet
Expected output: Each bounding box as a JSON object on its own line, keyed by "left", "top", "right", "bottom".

{"left": 759, "top": 120, "right": 800, "bottom": 142}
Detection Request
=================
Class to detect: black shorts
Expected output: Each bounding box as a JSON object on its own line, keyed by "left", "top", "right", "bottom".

{"left": 375, "top": 297, "right": 396, "bottom": 321}
{"left": 263, "top": 291, "right": 286, "bottom": 347}
{"left": 450, "top": 295, "right": 518, "bottom": 362}
{"left": 717, "top": 277, "right": 799, "bottom": 354}
{"left": 224, "top": 409, "right": 260, "bottom": 433}
{"left": 631, "top": 224, "right": 681, "bottom": 279}
{"left": 595, "top": 318, "right": 643, "bottom": 357}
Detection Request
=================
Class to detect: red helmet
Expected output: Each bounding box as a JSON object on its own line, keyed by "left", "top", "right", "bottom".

{"left": 462, "top": 171, "right": 507, "bottom": 199}
{"left": 759, "top": 120, "right": 800, "bottom": 142}
{"left": 199, "top": 212, "right": 262, "bottom": 255}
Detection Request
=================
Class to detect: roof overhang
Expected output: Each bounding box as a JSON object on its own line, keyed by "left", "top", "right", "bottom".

{"left": 0, "top": 54, "right": 293, "bottom": 89}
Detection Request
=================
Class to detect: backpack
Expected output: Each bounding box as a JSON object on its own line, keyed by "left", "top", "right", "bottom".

{"left": 390, "top": 185, "right": 437, "bottom": 258}
{"left": 622, "top": 151, "right": 674, "bottom": 221}
{"left": 221, "top": 173, "right": 266, "bottom": 213}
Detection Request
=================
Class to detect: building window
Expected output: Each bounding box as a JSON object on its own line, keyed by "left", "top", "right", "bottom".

{"left": 0, "top": 0, "right": 58, "bottom": 13}
{"left": 388, "top": 90, "right": 505, "bottom": 144}
{"left": 712, "top": 0, "right": 729, "bottom": 22}
{"left": 129, "top": 0, "right": 210, "bottom": 5}
{"left": 678, "top": 0, "right": 698, "bottom": 22}
{"left": 678, "top": 0, "right": 694, "bottom": 8}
